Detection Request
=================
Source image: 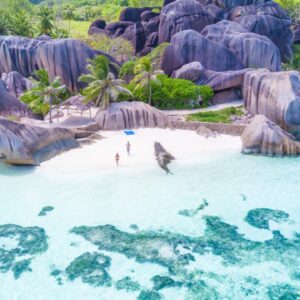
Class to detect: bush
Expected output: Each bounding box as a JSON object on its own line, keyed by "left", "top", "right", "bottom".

{"left": 119, "top": 60, "right": 136, "bottom": 83}
{"left": 119, "top": 74, "right": 213, "bottom": 110}
{"left": 186, "top": 106, "right": 244, "bottom": 123}
{"left": 83, "top": 34, "right": 134, "bottom": 63}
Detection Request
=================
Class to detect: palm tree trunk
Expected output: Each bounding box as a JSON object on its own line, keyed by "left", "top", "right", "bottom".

{"left": 49, "top": 104, "right": 52, "bottom": 123}
{"left": 148, "top": 76, "right": 152, "bottom": 106}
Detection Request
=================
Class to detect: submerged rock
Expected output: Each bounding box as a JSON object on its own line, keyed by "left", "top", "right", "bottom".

{"left": 38, "top": 206, "right": 54, "bottom": 217}
{"left": 70, "top": 210, "right": 300, "bottom": 297}
{"left": 154, "top": 142, "right": 175, "bottom": 174}
{"left": 244, "top": 69, "right": 300, "bottom": 139}
{"left": 245, "top": 208, "right": 290, "bottom": 230}
{"left": 138, "top": 290, "right": 162, "bottom": 300}
{"left": 0, "top": 224, "right": 47, "bottom": 278}
{"left": 241, "top": 115, "right": 300, "bottom": 156}
{"left": 115, "top": 276, "right": 141, "bottom": 292}
{"left": 95, "top": 102, "right": 169, "bottom": 130}
{"left": 65, "top": 252, "right": 112, "bottom": 287}
{"left": 0, "top": 117, "right": 79, "bottom": 165}
{"left": 178, "top": 199, "right": 209, "bottom": 217}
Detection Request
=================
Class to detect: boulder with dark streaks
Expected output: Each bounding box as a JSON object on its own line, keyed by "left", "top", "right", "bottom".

{"left": 228, "top": 1, "right": 293, "bottom": 62}
{"left": 244, "top": 69, "right": 300, "bottom": 139}
{"left": 0, "top": 36, "right": 116, "bottom": 92}
{"left": 0, "top": 117, "right": 79, "bottom": 165}
{"left": 154, "top": 142, "right": 175, "bottom": 174}
{"left": 158, "top": 0, "right": 214, "bottom": 43}
{"left": 201, "top": 20, "right": 281, "bottom": 71}
{"left": 242, "top": 115, "right": 300, "bottom": 156}
{"left": 1, "top": 71, "right": 32, "bottom": 98}
{"left": 95, "top": 101, "right": 169, "bottom": 130}
{"left": 167, "top": 29, "right": 244, "bottom": 74}
{"left": 0, "top": 80, "right": 29, "bottom": 116}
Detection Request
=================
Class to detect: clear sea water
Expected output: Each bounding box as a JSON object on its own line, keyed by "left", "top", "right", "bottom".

{"left": 0, "top": 148, "right": 300, "bottom": 300}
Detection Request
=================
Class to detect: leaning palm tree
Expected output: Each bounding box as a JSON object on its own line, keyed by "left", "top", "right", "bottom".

{"left": 79, "top": 55, "right": 132, "bottom": 110}
{"left": 133, "top": 57, "right": 164, "bottom": 105}
{"left": 24, "top": 76, "right": 66, "bottom": 123}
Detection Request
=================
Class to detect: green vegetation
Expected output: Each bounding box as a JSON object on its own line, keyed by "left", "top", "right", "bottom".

{"left": 82, "top": 34, "right": 134, "bottom": 63}
{"left": 283, "top": 44, "right": 300, "bottom": 70}
{"left": 79, "top": 55, "right": 132, "bottom": 109}
{"left": 187, "top": 106, "right": 244, "bottom": 123}
{"left": 133, "top": 57, "right": 164, "bottom": 105}
{"left": 121, "top": 74, "right": 213, "bottom": 110}
{"left": 21, "top": 69, "right": 67, "bottom": 121}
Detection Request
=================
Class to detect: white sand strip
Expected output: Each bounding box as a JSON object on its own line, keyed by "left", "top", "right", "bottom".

{"left": 41, "top": 128, "right": 242, "bottom": 172}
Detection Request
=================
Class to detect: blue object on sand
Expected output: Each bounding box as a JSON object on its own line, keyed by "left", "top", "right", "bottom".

{"left": 124, "top": 130, "right": 135, "bottom": 135}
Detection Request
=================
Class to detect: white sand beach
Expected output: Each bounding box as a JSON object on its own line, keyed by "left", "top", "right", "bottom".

{"left": 42, "top": 129, "right": 242, "bottom": 172}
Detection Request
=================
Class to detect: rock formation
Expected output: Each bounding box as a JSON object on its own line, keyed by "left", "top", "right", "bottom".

{"left": 0, "top": 117, "right": 79, "bottom": 165}
{"left": 0, "top": 36, "right": 116, "bottom": 92}
{"left": 168, "top": 29, "right": 244, "bottom": 73}
{"left": 201, "top": 20, "right": 281, "bottom": 71}
{"left": 95, "top": 102, "right": 170, "bottom": 130}
{"left": 0, "top": 81, "right": 29, "bottom": 116}
{"left": 196, "top": 126, "right": 218, "bottom": 138}
{"left": 158, "top": 0, "right": 214, "bottom": 43}
{"left": 244, "top": 69, "right": 300, "bottom": 139}
{"left": 172, "top": 62, "right": 205, "bottom": 81}
{"left": 154, "top": 142, "right": 175, "bottom": 174}
{"left": 1, "top": 72, "right": 32, "bottom": 98}
{"left": 241, "top": 115, "right": 300, "bottom": 156}
{"left": 228, "top": 1, "right": 293, "bottom": 62}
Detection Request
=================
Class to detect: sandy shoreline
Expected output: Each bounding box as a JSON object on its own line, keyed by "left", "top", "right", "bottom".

{"left": 41, "top": 128, "right": 242, "bottom": 172}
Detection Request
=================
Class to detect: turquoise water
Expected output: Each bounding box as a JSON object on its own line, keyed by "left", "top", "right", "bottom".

{"left": 1, "top": 150, "right": 300, "bottom": 300}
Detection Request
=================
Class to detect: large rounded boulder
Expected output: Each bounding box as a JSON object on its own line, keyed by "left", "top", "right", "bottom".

{"left": 95, "top": 101, "right": 170, "bottom": 130}
{"left": 229, "top": 1, "right": 293, "bottom": 62}
{"left": 164, "top": 29, "right": 244, "bottom": 74}
{"left": 0, "top": 117, "right": 79, "bottom": 165}
{"left": 158, "top": 0, "right": 214, "bottom": 43}
{"left": 244, "top": 69, "right": 300, "bottom": 139}
{"left": 0, "top": 80, "right": 29, "bottom": 116}
{"left": 0, "top": 36, "right": 116, "bottom": 92}
{"left": 201, "top": 20, "right": 281, "bottom": 71}
{"left": 242, "top": 115, "right": 300, "bottom": 156}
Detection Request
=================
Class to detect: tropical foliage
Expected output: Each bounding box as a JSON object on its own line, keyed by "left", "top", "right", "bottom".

{"left": 21, "top": 69, "right": 67, "bottom": 121}
{"left": 79, "top": 55, "right": 132, "bottom": 109}
{"left": 133, "top": 57, "right": 164, "bottom": 105}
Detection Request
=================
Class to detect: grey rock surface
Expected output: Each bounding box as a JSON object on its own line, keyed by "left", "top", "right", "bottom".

{"left": 95, "top": 101, "right": 170, "bottom": 130}
{"left": 242, "top": 115, "right": 300, "bottom": 156}
{"left": 0, "top": 117, "right": 79, "bottom": 165}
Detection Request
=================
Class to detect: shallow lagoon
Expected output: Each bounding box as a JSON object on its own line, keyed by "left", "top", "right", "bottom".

{"left": 1, "top": 145, "right": 300, "bottom": 300}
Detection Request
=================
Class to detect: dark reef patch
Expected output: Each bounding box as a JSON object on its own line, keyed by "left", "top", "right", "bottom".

{"left": 137, "top": 290, "right": 162, "bottom": 300}
{"left": 38, "top": 206, "right": 54, "bottom": 217}
{"left": 115, "top": 276, "right": 141, "bottom": 292}
{"left": 65, "top": 252, "right": 112, "bottom": 287}
{"left": 178, "top": 198, "right": 208, "bottom": 217}
{"left": 245, "top": 208, "right": 290, "bottom": 230}
{"left": 0, "top": 224, "right": 48, "bottom": 278}
{"left": 70, "top": 209, "right": 300, "bottom": 297}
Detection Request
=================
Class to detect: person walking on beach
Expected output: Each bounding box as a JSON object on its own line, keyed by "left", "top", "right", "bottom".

{"left": 126, "top": 141, "right": 131, "bottom": 156}
{"left": 115, "top": 153, "right": 120, "bottom": 166}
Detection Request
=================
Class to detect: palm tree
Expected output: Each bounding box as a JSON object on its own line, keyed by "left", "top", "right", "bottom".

{"left": 79, "top": 55, "right": 132, "bottom": 110}
{"left": 23, "top": 76, "right": 66, "bottom": 123}
{"left": 63, "top": 4, "right": 74, "bottom": 36}
{"left": 133, "top": 57, "right": 164, "bottom": 105}
{"left": 38, "top": 6, "right": 54, "bottom": 36}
